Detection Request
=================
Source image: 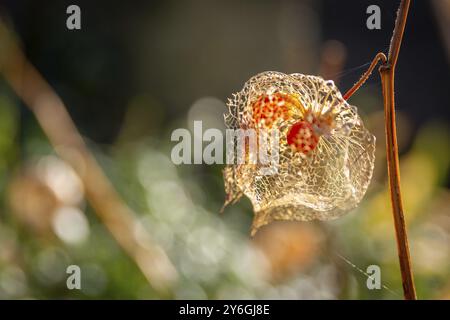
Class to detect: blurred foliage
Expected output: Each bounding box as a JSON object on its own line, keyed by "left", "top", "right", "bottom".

{"left": 0, "top": 88, "right": 449, "bottom": 299}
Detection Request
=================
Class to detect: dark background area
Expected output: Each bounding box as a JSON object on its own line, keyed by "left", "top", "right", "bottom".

{"left": 2, "top": 0, "right": 449, "bottom": 142}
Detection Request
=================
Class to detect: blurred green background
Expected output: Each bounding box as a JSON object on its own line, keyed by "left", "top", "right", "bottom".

{"left": 0, "top": 0, "right": 449, "bottom": 299}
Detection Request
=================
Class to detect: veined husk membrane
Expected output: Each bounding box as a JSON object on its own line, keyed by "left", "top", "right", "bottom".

{"left": 222, "top": 71, "right": 376, "bottom": 235}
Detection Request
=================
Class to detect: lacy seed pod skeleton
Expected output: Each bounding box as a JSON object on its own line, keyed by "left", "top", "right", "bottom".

{"left": 222, "top": 71, "right": 376, "bottom": 235}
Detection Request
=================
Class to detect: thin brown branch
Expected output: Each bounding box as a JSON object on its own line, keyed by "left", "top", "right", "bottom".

{"left": 0, "top": 20, "right": 178, "bottom": 293}
{"left": 388, "top": 0, "right": 412, "bottom": 68}
{"left": 343, "top": 52, "right": 387, "bottom": 100}
{"left": 379, "top": 0, "right": 417, "bottom": 300}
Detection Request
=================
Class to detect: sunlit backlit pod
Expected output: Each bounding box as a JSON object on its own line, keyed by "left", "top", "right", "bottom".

{"left": 223, "top": 71, "right": 376, "bottom": 235}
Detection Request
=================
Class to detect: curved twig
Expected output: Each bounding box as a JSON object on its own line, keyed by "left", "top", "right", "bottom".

{"left": 343, "top": 52, "right": 387, "bottom": 100}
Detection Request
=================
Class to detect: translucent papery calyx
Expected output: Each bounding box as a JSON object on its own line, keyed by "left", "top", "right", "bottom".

{"left": 223, "top": 71, "right": 376, "bottom": 235}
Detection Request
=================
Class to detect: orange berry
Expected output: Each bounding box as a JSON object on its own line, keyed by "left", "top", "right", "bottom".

{"left": 251, "top": 92, "right": 296, "bottom": 128}
{"left": 287, "top": 121, "right": 319, "bottom": 155}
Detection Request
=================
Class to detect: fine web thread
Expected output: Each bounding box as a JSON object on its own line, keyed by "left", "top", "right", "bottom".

{"left": 334, "top": 252, "right": 401, "bottom": 298}
{"left": 330, "top": 50, "right": 390, "bottom": 84}
{"left": 328, "top": 61, "right": 373, "bottom": 80}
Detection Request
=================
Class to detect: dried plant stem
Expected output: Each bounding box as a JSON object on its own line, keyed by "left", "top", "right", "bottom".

{"left": 343, "top": 0, "right": 416, "bottom": 300}
{"left": 343, "top": 52, "right": 387, "bottom": 100}
{"left": 379, "top": 0, "right": 416, "bottom": 300}
{"left": 0, "top": 21, "right": 178, "bottom": 293}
